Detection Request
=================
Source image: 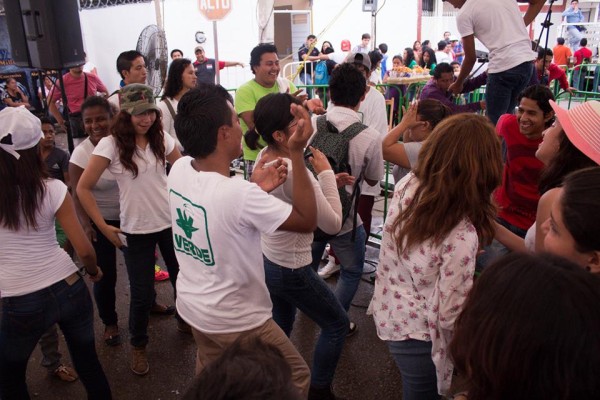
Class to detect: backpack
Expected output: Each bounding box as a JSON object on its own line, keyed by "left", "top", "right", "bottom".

{"left": 305, "top": 115, "right": 367, "bottom": 242}
{"left": 313, "top": 61, "right": 329, "bottom": 85}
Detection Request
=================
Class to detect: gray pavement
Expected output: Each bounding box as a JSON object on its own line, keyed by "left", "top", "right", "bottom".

{"left": 19, "top": 132, "right": 402, "bottom": 400}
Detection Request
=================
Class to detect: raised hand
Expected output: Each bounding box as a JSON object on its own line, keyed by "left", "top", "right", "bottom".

{"left": 251, "top": 155, "right": 289, "bottom": 193}
{"left": 288, "top": 103, "right": 314, "bottom": 153}
{"left": 307, "top": 146, "right": 332, "bottom": 174}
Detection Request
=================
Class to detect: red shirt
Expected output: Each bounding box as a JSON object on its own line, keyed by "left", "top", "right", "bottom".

{"left": 494, "top": 114, "right": 544, "bottom": 230}
{"left": 537, "top": 63, "right": 570, "bottom": 90}
{"left": 574, "top": 47, "right": 592, "bottom": 66}
{"left": 50, "top": 72, "right": 108, "bottom": 114}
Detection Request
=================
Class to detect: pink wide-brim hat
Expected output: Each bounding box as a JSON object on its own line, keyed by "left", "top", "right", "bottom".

{"left": 550, "top": 100, "right": 600, "bottom": 165}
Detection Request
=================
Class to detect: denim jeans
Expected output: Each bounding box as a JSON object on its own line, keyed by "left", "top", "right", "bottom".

{"left": 476, "top": 217, "right": 528, "bottom": 271}
{"left": 486, "top": 61, "right": 534, "bottom": 126}
{"left": 121, "top": 228, "right": 179, "bottom": 347}
{"left": 566, "top": 25, "right": 583, "bottom": 51}
{"left": 299, "top": 72, "right": 314, "bottom": 99}
{"left": 388, "top": 340, "right": 440, "bottom": 400}
{"left": 264, "top": 256, "right": 349, "bottom": 388}
{"left": 39, "top": 324, "right": 61, "bottom": 371}
{"left": 310, "top": 225, "right": 367, "bottom": 311}
{"left": 93, "top": 220, "right": 120, "bottom": 327}
{"left": 0, "top": 278, "right": 112, "bottom": 399}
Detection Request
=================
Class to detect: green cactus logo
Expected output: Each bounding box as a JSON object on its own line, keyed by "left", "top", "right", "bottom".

{"left": 176, "top": 208, "right": 199, "bottom": 239}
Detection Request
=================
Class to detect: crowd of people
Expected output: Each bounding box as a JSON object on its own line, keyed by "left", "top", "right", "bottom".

{"left": 2, "top": 0, "right": 600, "bottom": 399}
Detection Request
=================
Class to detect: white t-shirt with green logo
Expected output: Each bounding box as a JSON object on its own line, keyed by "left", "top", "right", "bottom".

{"left": 168, "top": 156, "right": 292, "bottom": 334}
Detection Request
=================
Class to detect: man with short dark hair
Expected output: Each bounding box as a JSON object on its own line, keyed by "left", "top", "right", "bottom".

{"left": 309, "top": 63, "right": 383, "bottom": 336}
{"left": 562, "top": 0, "right": 585, "bottom": 51}
{"left": 168, "top": 83, "right": 317, "bottom": 398}
{"left": 235, "top": 44, "right": 298, "bottom": 177}
{"left": 107, "top": 50, "right": 147, "bottom": 110}
{"left": 553, "top": 37, "right": 572, "bottom": 65}
{"left": 298, "top": 34, "right": 320, "bottom": 88}
{"left": 170, "top": 49, "right": 183, "bottom": 60}
{"left": 192, "top": 45, "right": 244, "bottom": 85}
{"left": 435, "top": 40, "right": 453, "bottom": 64}
{"left": 420, "top": 62, "right": 486, "bottom": 114}
{"left": 352, "top": 33, "right": 371, "bottom": 54}
{"left": 530, "top": 48, "right": 574, "bottom": 94}
{"left": 445, "top": 0, "right": 544, "bottom": 125}
{"left": 574, "top": 37, "right": 592, "bottom": 65}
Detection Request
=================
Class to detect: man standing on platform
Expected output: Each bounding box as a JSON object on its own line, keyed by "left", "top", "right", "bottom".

{"left": 445, "top": 0, "right": 544, "bottom": 125}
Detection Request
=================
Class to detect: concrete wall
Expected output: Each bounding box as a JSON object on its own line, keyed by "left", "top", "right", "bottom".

{"left": 80, "top": 0, "right": 260, "bottom": 91}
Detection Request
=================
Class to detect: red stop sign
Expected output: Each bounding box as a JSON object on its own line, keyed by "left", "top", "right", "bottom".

{"left": 198, "top": 0, "right": 232, "bottom": 21}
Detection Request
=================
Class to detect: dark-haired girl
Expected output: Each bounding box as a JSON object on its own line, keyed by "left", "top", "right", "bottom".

{"left": 0, "top": 107, "right": 111, "bottom": 399}
{"left": 77, "top": 84, "right": 182, "bottom": 376}
{"left": 158, "top": 58, "right": 197, "bottom": 150}
{"left": 70, "top": 96, "right": 122, "bottom": 346}
{"left": 251, "top": 93, "right": 349, "bottom": 399}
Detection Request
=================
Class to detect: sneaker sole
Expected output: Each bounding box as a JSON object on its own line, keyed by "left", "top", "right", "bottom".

{"left": 318, "top": 269, "right": 341, "bottom": 279}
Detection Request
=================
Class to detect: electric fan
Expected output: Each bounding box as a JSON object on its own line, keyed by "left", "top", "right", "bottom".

{"left": 136, "top": 24, "right": 168, "bottom": 96}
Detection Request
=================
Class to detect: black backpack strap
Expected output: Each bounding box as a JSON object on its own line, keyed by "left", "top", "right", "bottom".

{"left": 83, "top": 72, "right": 88, "bottom": 100}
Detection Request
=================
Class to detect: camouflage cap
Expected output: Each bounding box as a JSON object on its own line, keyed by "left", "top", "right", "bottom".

{"left": 119, "top": 84, "right": 159, "bottom": 115}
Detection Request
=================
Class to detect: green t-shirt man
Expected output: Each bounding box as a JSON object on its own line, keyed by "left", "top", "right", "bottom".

{"left": 235, "top": 78, "right": 297, "bottom": 161}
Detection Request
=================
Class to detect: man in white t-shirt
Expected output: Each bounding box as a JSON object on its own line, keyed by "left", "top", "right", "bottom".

{"left": 446, "top": 0, "right": 544, "bottom": 125}
{"left": 322, "top": 53, "right": 387, "bottom": 279}
{"left": 435, "top": 40, "right": 453, "bottom": 65}
{"left": 168, "top": 84, "right": 318, "bottom": 397}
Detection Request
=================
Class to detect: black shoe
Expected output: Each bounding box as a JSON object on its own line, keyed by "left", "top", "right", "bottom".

{"left": 308, "top": 386, "right": 346, "bottom": 400}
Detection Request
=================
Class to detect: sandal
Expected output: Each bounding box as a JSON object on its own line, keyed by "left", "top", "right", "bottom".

{"left": 104, "top": 324, "right": 121, "bottom": 346}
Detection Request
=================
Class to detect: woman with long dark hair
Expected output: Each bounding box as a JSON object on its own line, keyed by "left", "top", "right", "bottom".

{"left": 252, "top": 93, "right": 348, "bottom": 399}
{"left": 419, "top": 47, "right": 437, "bottom": 73}
{"left": 403, "top": 48, "right": 417, "bottom": 68}
{"left": 0, "top": 107, "right": 111, "bottom": 399}
{"left": 77, "top": 84, "right": 182, "bottom": 376}
{"left": 158, "top": 58, "right": 197, "bottom": 149}
{"left": 370, "top": 114, "right": 502, "bottom": 399}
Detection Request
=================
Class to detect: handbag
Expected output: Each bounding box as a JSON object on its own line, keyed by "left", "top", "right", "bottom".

{"left": 576, "top": 25, "right": 587, "bottom": 32}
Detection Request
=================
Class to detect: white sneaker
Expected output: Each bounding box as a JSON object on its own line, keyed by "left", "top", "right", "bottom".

{"left": 318, "top": 256, "right": 341, "bottom": 279}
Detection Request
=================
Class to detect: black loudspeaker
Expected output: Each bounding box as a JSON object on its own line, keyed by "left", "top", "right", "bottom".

{"left": 4, "top": 0, "right": 85, "bottom": 69}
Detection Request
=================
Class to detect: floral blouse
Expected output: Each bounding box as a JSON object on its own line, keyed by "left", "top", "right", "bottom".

{"left": 369, "top": 173, "right": 478, "bottom": 395}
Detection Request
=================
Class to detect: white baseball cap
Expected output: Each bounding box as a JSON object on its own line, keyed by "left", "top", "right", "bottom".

{"left": 0, "top": 106, "right": 44, "bottom": 160}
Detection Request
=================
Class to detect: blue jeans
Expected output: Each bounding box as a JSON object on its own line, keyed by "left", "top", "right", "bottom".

{"left": 388, "top": 340, "right": 440, "bottom": 400}
{"left": 309, "top": 226, "right": 367, "bottom": 311}
{"left": 122, "top": 228, "right": 179, "bottom": 347}
{"left": 566, "top": 25, "right": 583, "bottom": 51}
{"left": 264, "top": 256, "right": 349, "bottom": 388}
{"left": 486, "top": 61, "right": 534, "bottom": 126}
{"left": 299, "top": 72, "right": 314, "bottom": 99}
{"left": 0, "top": 277, "right": 112, "bottom": 399}
{"left": 93, "top": 220, "right": 120, "bottom": 327}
